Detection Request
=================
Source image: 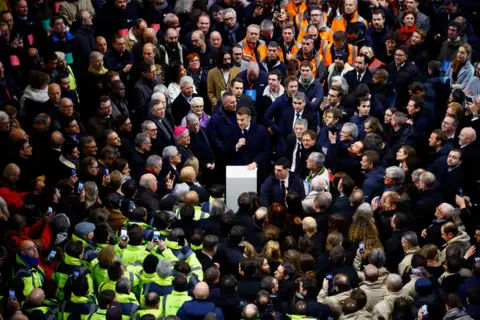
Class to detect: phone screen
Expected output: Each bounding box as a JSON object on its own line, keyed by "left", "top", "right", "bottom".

{"left": 177, "top": 235, "right": 185, "bottom": 246}
{"left": 71, "top": 169, "right": 76, "bottom": 176}
{"left": 9, "top": 289, "right": 15, "bottom": 300}
{"left": 74, "top": 271, "right": 80, "bottom": 278}
{"left": 153, "top": 231, "right": 160, "bottom": 241}
{"left": 47, "top": 250, "right": 56, "bottom": 261}
{"left": 120, "top": 228, "right": 127, "bottom": 241}
{"left": 359, "top": 243, "right": 365, "bottom": 253}
{"left": 47, "top": 207, "right": 53, "bottom": 215}
{"left": 104, "top": 168, "right": 109, "bottom": 176}
{"left": 77, "top": 182, "right": 84, "bottom": 193}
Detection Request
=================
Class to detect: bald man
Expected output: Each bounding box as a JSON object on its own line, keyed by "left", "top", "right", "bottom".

{"left": 0, "top": 163, "right": 29, "bottom": 212}
{"left": 302, "top": 216, "right": 325, "bottom": 254}
{"left": 27, "top": 288, "right": 46, "bottom": 306}
{"left": 242, "top": 304, "right": 259, "bottom": 319}
{"left": 177, "top": 282, "right": 225, "bottom": 320}
{"left": 359, "top": 265, "right": 388, "bottom": 312}
{"left": 181, "top": 191, "right": 210, "bottom": 220}
{"left": 9, "top": 128, "right": 28, "bottom": 142}
{"left": 14, "top": 240, "right": 45, "bottom": 297}
{"left": 372, "top": 274, "right": 411, "bottom": 320}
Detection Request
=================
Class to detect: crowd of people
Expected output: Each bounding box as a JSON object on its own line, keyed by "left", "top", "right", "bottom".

{"left": 0, "top": 0, "right": 480, "bottom": 318}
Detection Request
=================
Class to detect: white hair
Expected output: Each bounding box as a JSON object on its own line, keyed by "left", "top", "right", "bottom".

{"left": 311, "top": 176, "right": 326, "bottom": 192}
{"left": 179, "top": 76, "right": 194, "bottom": 88}
{"left": 162, "top": 146, "right": 178, "bottom": 159}
{"left": 191, "top": 97, "right": 204, "bottom": 106}
{"left": 342, "top": 122, "right": 359, "bottom": 139}
{"left": 356, "top": 203, "right": 373, "bottom": 215}
{"left": 223, "top": 8, "right": 236, "bottom": 20}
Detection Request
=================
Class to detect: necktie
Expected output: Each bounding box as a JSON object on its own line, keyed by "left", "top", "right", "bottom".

{"left": 357, "top": 72, "right": 362, "bottom": 83}
{"left": 281, "top": 180, "right": 286, "bottom": 204}
{"left": 296, "top": 113, "right": 300, "bottom": 119}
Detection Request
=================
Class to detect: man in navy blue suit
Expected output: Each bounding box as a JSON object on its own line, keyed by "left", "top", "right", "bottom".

{"left": 225, "top": 107, "right": 270, "bottom": 182}
{"left": 279, "top": 91, "right": 317, "bottom": 139}
{"left": 343, "top": 54, "right": 373, "bottom": 92}
{"left": 260, "top": 157, "right": 306, "bottom": 207}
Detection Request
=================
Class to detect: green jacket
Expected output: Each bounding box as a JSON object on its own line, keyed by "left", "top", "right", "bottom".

{"left": 23, "top": 303, "right": 57, "bottom": 320}
{"left": 87, "top": 308, "right": 107, "bottom": 320}
{"left": 138, "top": 272, "right": 174, "bottom": 307}
{"left": 72, "top": 234, "right": 99, "bottom": 262}
{"left": 116, "top": 292, "right": 140, "bottom": 320}
{"left": 59, "top": 294, "right": 98, "bottom": 320}
{"left": 98, "top": 272, "right": 140, "bottom": 294}
{"left": 159, "top": 290, "right": 192, "bottom": 317}
{"left": 133, "top": 308, "right": 163, "bottom": 320}
{"left": 153, "top": 239, "right": 203, "bottom": 281}
{"left": 120, "top": 244, "right": 151, "bottom": 265}
{"left": 175, "top": 206, "right": 210, "bottom": 221}
{"left": 53, "top": 253, "right": 95, "bottom": 299}
{"left": 286, "top": 314, "right": 318, "bottom": 320}
{"left": 14, "top": 253, "right": 45, "bottom": 297}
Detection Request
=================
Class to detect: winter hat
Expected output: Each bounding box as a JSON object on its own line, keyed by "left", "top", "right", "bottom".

{"left": 334, "top": 51, "right": 347, "bottom": 62}
{"left": 173, "top": 126, "right": 188, "bottom": 140}
{"left": 104, "top": 193, "right": 122, "bottom": 209}
{"left": 415, "top": 278, "right": 433, "bottom": 295}
{"left": 74, "top": 222, "right": 96, "bottom": 238}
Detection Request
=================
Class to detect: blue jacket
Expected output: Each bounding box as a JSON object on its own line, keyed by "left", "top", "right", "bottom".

{"left": 279, "top": 106, "right": 317, "bottom": 136}
{"left": 264, "top": 94, "right": 315, "bottom": 131}
{"left": 206, "top": 107, "right": 236, "bottom": 154}
{"left": 237, "top": 70, "right": 268, "bottom": 103}
{"left": 298, "top": 78, "right": 324, "bottom": 110}
{"left": 260, "top": 174, "right": 306, "bottom": 207}
{"left": 427, "top": 143, "right": 452, "bottom": 178}
{"left": 362, "top": 167, "right": 385, "bottom": 201}
{"left": 177, "top": 299, "right": 225, "bottom": 320}
{"left": 365, "top": 25, "right": 392, "bottom": 54}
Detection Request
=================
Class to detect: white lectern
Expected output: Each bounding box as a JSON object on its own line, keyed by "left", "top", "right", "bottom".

{"left": 226, "top": 166, "right": 257, "bottom": 212}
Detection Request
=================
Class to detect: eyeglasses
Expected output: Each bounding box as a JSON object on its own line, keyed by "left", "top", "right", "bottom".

{"left": 147, "top": 128, "right": 158, "bottom": 132}
{"left": 189, "top": 59, "right": 200, "bottom": 64}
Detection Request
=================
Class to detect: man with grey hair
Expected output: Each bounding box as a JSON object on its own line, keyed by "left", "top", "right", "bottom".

{"left": 313, "top": 192, "right": 333, "bottom": 236}
{"left": 147, "top": 97, "right": 175, "bottom": 153}
{"left": 260, "top": 19, "right": 274, "bottom": 42}
{"left": 421, "top": 203, "right": 455, "bottom": 248}
{"left": 383, "top": 166, "right": 411, "bottom": 212}
{"left": 161, "top": 146, "right": 182, "bottom": 183}
{"left": 414, "top": 171, "right": 443, "bottom": 234}
{"left": 302, "top": 176, "right": 326, "bottom": 213}
{"left": 398, "top": 231, "right": 420, "bottom": 277}
{"left": 172, "top": 76, "right": 199, "bottom": 124}
{"left": 306, "top": 152, "right": 330, "bottom": 190}
{"left": 137, "top": 173, "right": 161, "bottom": 218}
{"left": 355, "top": 203, "right": 373, "bottom": 216}
{"left": 221, "top": 9, "right": 245, "bottom": 47}
{"left": 372, "top": 273, "right": 411, "bottom": 320}
{"left": 238, "top": 24, "right": 267, "bottom": 63}
{"left": 278, "top": 91, "right": 316, "bottom": 139}
{"left": 130, "top": 132, "right": 153, "bottom": 181}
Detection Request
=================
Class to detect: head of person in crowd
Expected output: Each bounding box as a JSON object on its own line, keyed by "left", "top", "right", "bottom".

{"left": 458, "top": 127, "right": 476, "bottom": 147}
{"left": 246, "top": 24, "right": 260, "bottom": 45}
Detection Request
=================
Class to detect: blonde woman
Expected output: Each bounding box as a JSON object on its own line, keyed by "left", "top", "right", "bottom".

{"left": 261, "top": 240, "right": 282, "bottom": 274}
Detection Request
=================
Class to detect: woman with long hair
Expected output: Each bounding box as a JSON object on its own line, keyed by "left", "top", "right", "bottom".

{"left": 383, "top": 106, "right": 398, "bottom": 132}
{"left": 261, "top": 240, "right": 282, "bottom": 275}
{"left": 447, "top": 43, "right": 475, "bottom": 90}
{"left": 364, "top": 117, "right": 386, "bottom": 140}
{"left": 84, "top": 181, "right": 100, "bottom": 211}
{"left": 349, "top": 214, "right": 383, "bottom": 250}
{"left": 396, "top": 145, "right": 416, "bottom": 172}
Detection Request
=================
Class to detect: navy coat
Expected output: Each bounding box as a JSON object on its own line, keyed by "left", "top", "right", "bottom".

{"left": 361, "top": 166, "right": 386, "bottom": 202}
{"left": 206, "top": 107, "right": 236, "bottom": 154}
{"left": 279, "top": 106, "right": 317, "bottom": 136}
{"left": 260, "top": 173, "right": 306, "bottom": 207}
{"left": 343, "top": 69, "right": 373, "bottom": 92}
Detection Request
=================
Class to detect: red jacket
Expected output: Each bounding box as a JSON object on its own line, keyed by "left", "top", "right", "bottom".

{"left": 7, "top": 219, "right": 52, "bottom": 250}
{"left": 0, "top": 178, "right": 28, "bottom": 213}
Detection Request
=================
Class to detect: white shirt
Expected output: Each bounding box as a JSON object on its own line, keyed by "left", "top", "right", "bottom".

{"left": 292, "top": 109, "right": 304, "bottom": 130}
{"left": 291, "top": 139, "right": 302, "bottom": 172}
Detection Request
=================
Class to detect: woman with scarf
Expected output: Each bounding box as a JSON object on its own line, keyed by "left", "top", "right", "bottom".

{"left": 186, "top": 53, "right": 210, "bottom": 112}
{"left": 446, "top": 43, "right": 475, "bottom": 91}
{"left": 400, "top": 11, "right": 416, "bottom": 48}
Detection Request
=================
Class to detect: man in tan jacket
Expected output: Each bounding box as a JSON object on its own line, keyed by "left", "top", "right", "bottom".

{"left": 372, "top": 274, "right": 412, "bottom": 320}
{"left": 317, "top": 274, "right": 353, "bottom": 318}
{"left": 398, "top": 231, "right": 420, "bottom": 277}
{"left": 59, "top": 0, "right": 95, "bottom": 25}
{"left": 207, "top": 54, "right": 240, "bottom": 106}
{"left": 359, "top": 265, "right": 388, "bottom": 312}
{"left": 439, "top": 222, "right": 472, "bottom": 265}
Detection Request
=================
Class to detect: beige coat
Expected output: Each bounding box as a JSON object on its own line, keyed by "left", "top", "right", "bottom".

{"left": 372, "top": 291, "right": 412, "bottom": 320}
{"left": 340, "top": 309, "right": 373, "bottom": 320}
{"left": 59, "top": 0, "right": 95, "bottom": 25}
{"left": 318, "top": 289, "right": 352, "bottom": 318}
{"left": 400, "top": 274, "right": 422, "bottom": 297}
{"left": 207, "top": 66, "right": 241, "bottom": 106}
{"left": 398, "top": 246, "right": 420, "bottom": 276}
{"left": 357, "top": 267, "right": 390, "bottom": 284}
{"left": 439, "top": 231, "right": 471, "bottom": 264}
{"left": 359, "top": 280, "right": 389, "bottom": 312}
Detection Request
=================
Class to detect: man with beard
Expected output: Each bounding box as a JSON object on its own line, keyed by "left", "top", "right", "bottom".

{"left": 365, "top": 10, "right": 391, "bottom": 55}
{"left": 327, "top": 52, "right": 353, "bottom": 87}
{"left": 55, "top": 71, "right": 79, "bottom": 107}
{"left": 322, "top": 31, "right": 358, "bottom": 67}
{"left": 207, "top": 51, "right": 241, "bottom": 106}
{"left": 130, "top": 60, "right": 160, "bottom": 112}
{"left": 439, "top": 149, "right": 465, "bottom": 204}
{"left": 407, "top": 30, "right": 428, "bottom": 75}
{"left": 278, "top": 25, "right": 301, "bottom": 62}
{"left": 104, "top": 35, "right": 134, "bottom": 82}
{"left": 158, "top": 28, "right": 187, "bottom": 67}
{"left": 294, "top": 35, "right": 326, "bottom": 81}
{"left": 109, "top": 80, "right": 129, "bottom": 117}
{"left": 123, "top": 18, "right": 146, "bottom": 50}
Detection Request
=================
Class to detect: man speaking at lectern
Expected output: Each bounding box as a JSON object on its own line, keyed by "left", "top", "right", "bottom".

{"left": 225, "top": 107, "right": 270, "bottom": 186}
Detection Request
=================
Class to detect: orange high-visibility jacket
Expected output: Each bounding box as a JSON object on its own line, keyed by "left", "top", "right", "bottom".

{"left": 331, "top": 11, "right": 368, "bottom": 33}
{"left": 322, "top": 43, "right": 358, "bottom": 66}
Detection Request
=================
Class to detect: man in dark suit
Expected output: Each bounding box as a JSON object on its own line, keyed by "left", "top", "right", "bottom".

{"left": 224, "top": 107, "right": 270, "bottom": 182}
{"left": 260, "top": 157, "right": 306, "bottom": 207}
{"left": 343, "top": 54, "right": 372, "bottom": 92}
{"left": 279, "top": 91, "right": 317, "bottom": 138}
{"left": 171, "top": 76, "right": 200, "bottom": 125}
{"left": 196, "top": 235, "right": 218, "bottom": 271}
{"left": 285, "top": 119, "right": 307, "bottom": 170}
{"left": 458, "top": 127, "right": 479, "bottom": 199}
{"left": 331, "top": 176, "right": 355, "bottom": 214}
{"left": 145, "top": 97, "right": 175, "bottom": 154}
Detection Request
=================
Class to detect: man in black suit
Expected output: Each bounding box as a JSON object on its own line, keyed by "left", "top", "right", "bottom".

{"left": 343, "top": 54, "right": 372, "bottom": 92}
{"left": 130, "top": 132, "right": 153, "bottom": 182}
{"left": 285, "top": 118, "right": 308, "bottom": 170}
{"left": 171, "top": 76, "right": 200, "bottom": 125}
{"left": 458, "top": 127, "right": 479, "bottom": 199}
{"left": 145, "top": 97, "right": 175, "bottom": 153}
{"left": 279, "top": 91, "right": 317, "bottom": 138}
{"left": 196, "top": 235, "right": 218, "bottom": 271}
{"left": 260, "top": 157, "right": 306, "bottom": 207}
{"left": 224, "top": 107, "right": 270, "bottom": 180}
{"left": 331, "top": 175, "right": 355, "bottom": 214}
